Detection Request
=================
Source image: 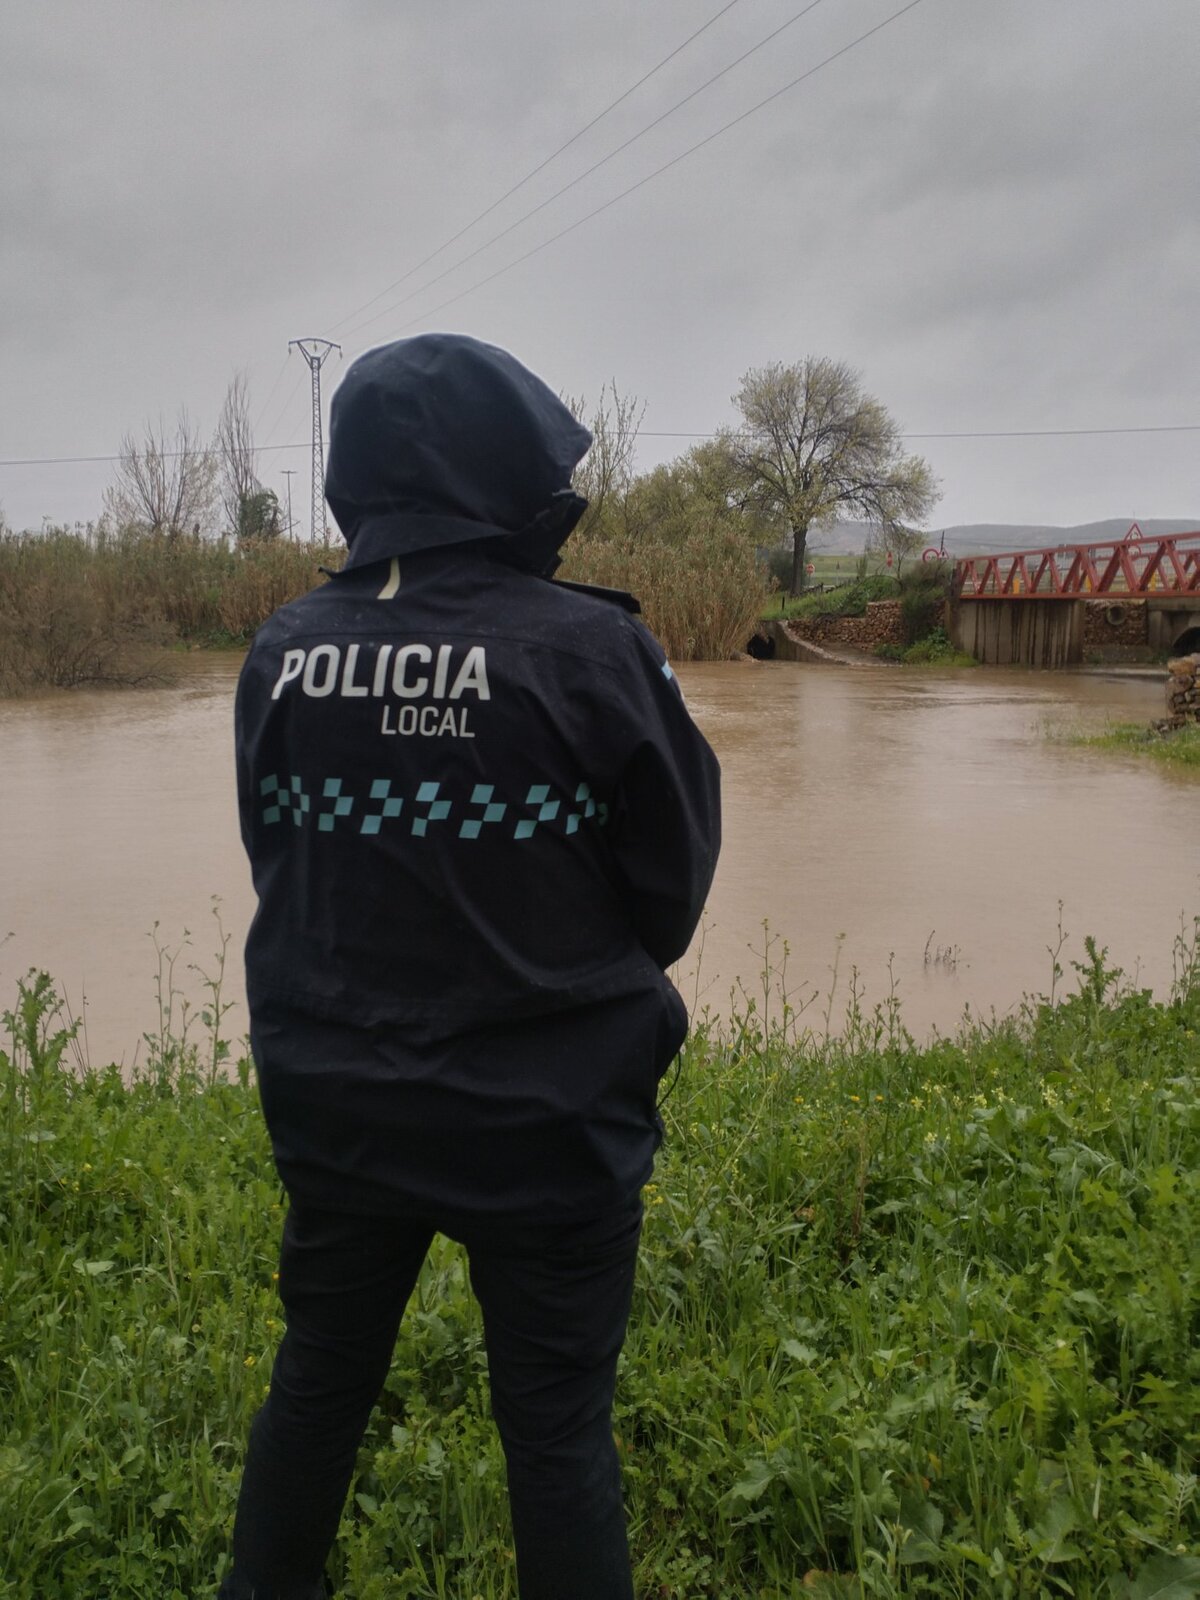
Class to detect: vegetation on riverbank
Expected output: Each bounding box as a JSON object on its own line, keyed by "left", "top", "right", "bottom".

{"left": 875, "top": 627, "right": 977, "bottom": 668}
{"left": 761, "top": 573, "right": 900, "bottom": 622}
{"left": 4, "top": 928, "right": 1198, "bottom": 1597}
{"left": 0, "top": 511, "right": 765, "bottom": 694}
{"left": 761, "top": 564, "right": 970, "bottom": 666}
{"left": 1067, "top": 722, "right": 1200, "bottom": 769}
{"left": 0, "top": 527, "right": 333, "bottom": 694}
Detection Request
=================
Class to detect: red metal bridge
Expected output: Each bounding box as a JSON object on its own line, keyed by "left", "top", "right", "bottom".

{"left": 954, "top": 524, "right": 1200, "bottom": 600}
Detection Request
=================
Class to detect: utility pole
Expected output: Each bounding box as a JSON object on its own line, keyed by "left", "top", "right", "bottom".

{"left": 281, "top": 470, "right": 297, "bottom": 541}
{"left": 288, "top": 338, "right": 341, "bottom": 544}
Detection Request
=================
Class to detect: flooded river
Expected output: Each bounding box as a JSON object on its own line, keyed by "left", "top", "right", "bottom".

{"left": 1, "top": 656, "right": 1195, "bottom": 1065}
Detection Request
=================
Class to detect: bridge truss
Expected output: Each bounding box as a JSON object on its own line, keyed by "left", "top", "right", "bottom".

{"left": 954, "top": 526, "right": 1200, "bottom": 600}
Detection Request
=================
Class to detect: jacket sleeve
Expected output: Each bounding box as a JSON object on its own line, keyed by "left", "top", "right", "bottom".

{"left": 604, "top": 621, "right": 722, "bottom": 969}
{"left": 233, "top": 643, "right": 262, "bottom": 860}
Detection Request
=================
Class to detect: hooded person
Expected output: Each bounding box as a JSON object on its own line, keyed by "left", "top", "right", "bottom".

{"left": 221, "top": 333, "right": 721, "bottom": 1600}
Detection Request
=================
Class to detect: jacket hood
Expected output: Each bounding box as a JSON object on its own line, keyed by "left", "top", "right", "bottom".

{"left": 325, "top": 334, "right": 592, "bottom": 572}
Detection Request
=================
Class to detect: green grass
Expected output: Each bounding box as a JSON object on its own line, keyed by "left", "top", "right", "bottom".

{"left": 761, "top": 575, "right": 900, "bottom": 622}
{"left": 3, "top": 927, "right": 1199, "bottom": 1597}
{"left": 1067, "top": 722, "right": 1200, "bottom": 769}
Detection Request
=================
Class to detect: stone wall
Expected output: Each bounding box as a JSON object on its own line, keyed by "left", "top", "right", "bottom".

{"left": 1080, "top": 598, "right": 1150, "bottom": 660}
{"left": 785, "top": 599, "right": 907, "bottom": 651}
{"left": 1163, "top": 653, "right": 1200, "bottom": 727}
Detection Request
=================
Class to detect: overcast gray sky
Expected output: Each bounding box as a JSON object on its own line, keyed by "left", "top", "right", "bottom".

{"left": 2, "top": 0, "right": 1197, "bottom": 537}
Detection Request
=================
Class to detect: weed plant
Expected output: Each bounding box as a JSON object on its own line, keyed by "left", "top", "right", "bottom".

{"left": 2, "top": 930, "right": 1198, "bottom": 1597}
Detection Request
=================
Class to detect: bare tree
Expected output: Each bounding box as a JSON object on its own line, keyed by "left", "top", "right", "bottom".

{"left": 104, "top": 410, "right": 218, "bottom": 536}
{"left": 725, "top": 358, "right": 939, "bottom": 594}
{"left": 866, "top": 519, "right": 926, "bottom": 576}
{"left": 564, "top": 382, "right": 646, "bottom": 536}
{"left": 214, "top": 371, "right": 265, "bottom": 538}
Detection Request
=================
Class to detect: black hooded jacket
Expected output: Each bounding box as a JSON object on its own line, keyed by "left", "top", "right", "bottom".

{"left": 235, "top": 335, "right": 721, "bottom": 1218}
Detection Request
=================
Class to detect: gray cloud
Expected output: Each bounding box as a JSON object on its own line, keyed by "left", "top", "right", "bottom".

{"left": 2, "top": 0, "right": 1197, "bottom": 533}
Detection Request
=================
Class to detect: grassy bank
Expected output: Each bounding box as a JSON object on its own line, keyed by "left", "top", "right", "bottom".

{"left": 761, "top": 575, "right": 900, "bottom": 622}
{"left": 1067, "top": 723, "right": 1200, "bottom": 769}
{"left": 3, "top": 935, "right": 1199, "bottom": 1598}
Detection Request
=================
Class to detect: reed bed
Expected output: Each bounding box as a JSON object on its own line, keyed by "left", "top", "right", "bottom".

{"left": 0, "top": 517, "right": 765, "bottom": 695}
{"left": 2, "top": 927, "right": 1198, "bottom": 1597}
{"left": 560, "top": 522, "right": 770, "bottom": 662}
{"left": 0, "top": 528, "right": 334, "bottom": 694}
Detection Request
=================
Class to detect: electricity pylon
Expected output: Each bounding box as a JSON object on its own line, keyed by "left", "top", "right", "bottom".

{"left": 288, "top": 339, "right": 341, "bottom": 543}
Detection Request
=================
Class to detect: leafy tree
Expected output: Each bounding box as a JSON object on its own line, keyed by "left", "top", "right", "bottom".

{"left": 103, "top": 410, "right": 218, "bottom": 536}
{"left": 724, "top": 358, "right": 938, "bottom": 594}
{"left": 237, "top": 487, "right": 283, "bottom": 542}
{"left": 619, "top": 441, "right": 778, "bottom": 567}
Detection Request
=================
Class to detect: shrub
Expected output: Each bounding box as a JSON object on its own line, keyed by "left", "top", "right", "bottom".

{"left": 0, "top": 531, "right": 172, "bottom": 693}
{"left": 896, "top": 561, "right": 952, "bottom": 644}
{"left": 873, "top": 626, "right": 975, "bottom": 667}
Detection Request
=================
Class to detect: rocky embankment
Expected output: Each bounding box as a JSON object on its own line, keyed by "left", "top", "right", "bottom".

{"left": 754, "top": 600, "right": 905, "bottom": 665}
{"left": 1161, "top": 653, "right": 1200, "bottom": 729}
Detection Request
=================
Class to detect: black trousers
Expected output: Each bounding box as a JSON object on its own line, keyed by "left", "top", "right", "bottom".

{"left": 219, "top": 1198, "right": 643, "bottom": 1600}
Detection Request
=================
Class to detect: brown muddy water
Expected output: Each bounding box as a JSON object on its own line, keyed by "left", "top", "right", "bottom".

{"left": 1, "top": 656, "right": 1195, "bottom": 1067}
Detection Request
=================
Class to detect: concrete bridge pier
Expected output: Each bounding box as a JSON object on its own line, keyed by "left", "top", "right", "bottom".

{"left": 952, "top": 599, "right": 1083, "bottom": 667}
{"left": 1148, "top": 604, "right": 1200, "bottom": 657}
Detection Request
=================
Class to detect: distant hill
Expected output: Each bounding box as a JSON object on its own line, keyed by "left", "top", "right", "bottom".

{"left": 808, "top": 517, "right": 1200, "bottom": 556}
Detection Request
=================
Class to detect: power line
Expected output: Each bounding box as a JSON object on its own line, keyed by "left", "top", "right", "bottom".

{"left": 251, "top": 349, "right": 292, "bottom": 434}
{"left": 328, "top": 0, "right": 752, "bottom": 335}
{"left": 357, "top": 0, "right": 933, "bottom": 339}
{"left": 646, "top": 425, "right": 1200, "bottom": 441}
{"left": 260, "top": 368, "right": 308, "bottom": 449}
{"left": 0, "top": 440, "right": 315, "bottom": 469}
{"left": 905, "top": 425, "right": 1200, "bottom": 440}
{"left": 337, "top": 0, "right": 834, "bottom": 343}
{"left": 4, "top": 423, "right": 1200, "bottom": 469}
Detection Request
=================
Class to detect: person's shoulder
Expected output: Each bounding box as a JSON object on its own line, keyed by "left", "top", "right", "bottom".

{"left": 546, "top": 577, "right": 641, "bottom": 616}
{"left": 513, "top": 573, "right": 652, "bottom": 659}
{"left": 516, "top": 576, "right": 678, "bottom": 689}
